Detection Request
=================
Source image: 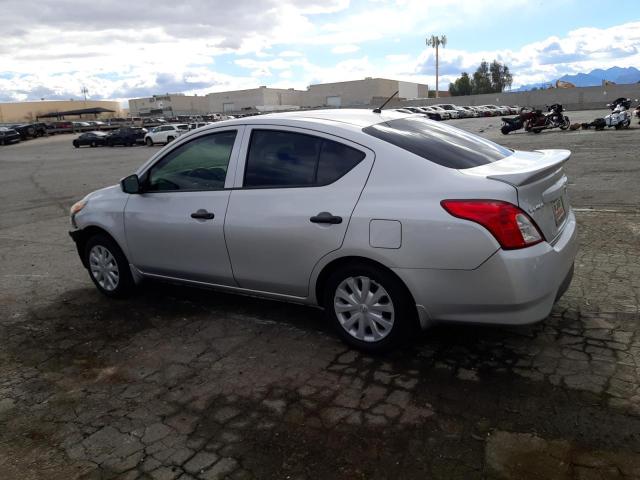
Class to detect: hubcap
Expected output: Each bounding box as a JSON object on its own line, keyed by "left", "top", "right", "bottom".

{"left": 334, "top": 276, "right": 395, "bottom": 343}
{"left": 89, "top": 245, "right": 119, "bottom": 291}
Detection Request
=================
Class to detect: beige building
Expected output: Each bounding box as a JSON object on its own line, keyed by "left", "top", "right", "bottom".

{"left": 0, "top": 100, "right": 121, "bottom": 123}
{"left": 128, "top": 78, "right": 429, "bottom": 116}
{"left": 207, "top": 86, "right": 305, "bottom": 114}
{"left": 128, "top": 94, "right": 210, "bottom": 117}
{"left": 303, "top": 78, "right": 428, "bottom": 108}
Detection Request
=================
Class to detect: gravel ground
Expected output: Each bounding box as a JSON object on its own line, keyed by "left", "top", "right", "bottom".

{"left": 1, "top": 110, "right": 639, "bottom": 479}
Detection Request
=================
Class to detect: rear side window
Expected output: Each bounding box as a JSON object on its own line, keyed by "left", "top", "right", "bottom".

{"left": 363, "top": 117, "right": 511, "bottom": 169}
{"left": 244, "top": 130, "right": 365, "bottom": 188}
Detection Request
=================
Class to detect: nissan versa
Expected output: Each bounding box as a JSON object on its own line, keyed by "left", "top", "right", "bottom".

{"left": 69, "top": 109, "right": 578, "bottom": 352}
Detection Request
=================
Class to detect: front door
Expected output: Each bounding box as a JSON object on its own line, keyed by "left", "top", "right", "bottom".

{"left": 124, "top": 127, "right": 242, "bottom": 285}
{"left": 224, "top": 127, "right": 374, "bottom": 297}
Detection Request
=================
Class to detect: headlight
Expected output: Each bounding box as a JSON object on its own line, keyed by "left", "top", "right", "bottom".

{"left": 70, "top": 199, "right": 87, "bottom": 216}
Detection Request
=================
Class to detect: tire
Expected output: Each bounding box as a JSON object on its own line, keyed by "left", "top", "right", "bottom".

{"left": 559, "top": 116, "right": 570, "bottom": 130}
{"left": 84, "top": 234, "right": 135, "bottom": 298}
{"left": 532, "top": 128, "right": 542, "bottom": 134}
{"left": 146, "top": 137, "right": 153, "bottom": 146}
{"left": 323, "top": 262, "right": 416, "bottom": 353}
{"left": 501, "top": 125, "right": 512, "bottom": 135}
{"left": 166, "top": 136, "right": 174, "bottom": 143}
{"left": 614, "top": 123, "right": 622, "bottom": 130}
{"left": 90, "top": 141, "right": 96, "bottom": 148}
{"left": 73, "top": 141, "right": 79, "bottom": 148}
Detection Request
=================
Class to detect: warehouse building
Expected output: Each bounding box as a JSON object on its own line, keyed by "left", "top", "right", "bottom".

{"left": 128, "top": 94, "right": 209, "bottom": 117}
{"left": 0, "top": 100, "right": 121, "bottom": 123}
{"left": 128, "top": 78, "right": 428, "bottom": 116}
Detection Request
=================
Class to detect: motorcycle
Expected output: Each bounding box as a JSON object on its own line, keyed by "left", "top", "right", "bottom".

{"left": 528, "top": 104, "right": 570, "bottom": 133}
{"left": 604, "top": 97, "right": 633, "bottom": 129}
{"left": 500, "top": 104, "right": 569, "bottom": 135}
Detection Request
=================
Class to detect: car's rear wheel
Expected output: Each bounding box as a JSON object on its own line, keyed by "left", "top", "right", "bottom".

{"left": 84, "top": 234, "right": 134, "bottom": 298}
{"left": 146, "top": 137, "right": 153, "bottom": 146}
{"left": 323, "top": 263, "right": 416, "bottom": 352}
{"left": 90, "top": 141, "right": 96, "bottom": 147}
{"left": 167, "top": 136, "right": 174, "bottom": 143}
{"left": 73, "top": 141, "right": 79, "bottom": 148}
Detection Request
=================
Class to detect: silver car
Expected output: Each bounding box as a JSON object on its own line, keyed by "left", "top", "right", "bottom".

{"left": 69, "top": 109, "right": 578, "bottom": 352}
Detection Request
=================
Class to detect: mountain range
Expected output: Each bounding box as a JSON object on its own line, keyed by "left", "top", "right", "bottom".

{"left": 514, "top": 66, "right": 640, "bottom": 91}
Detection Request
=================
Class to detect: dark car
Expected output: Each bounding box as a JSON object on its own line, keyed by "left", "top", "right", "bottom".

{"left": 11, "top": 122, "right": 48, "bottom": 139}
{"left": 106, "top": 127, "right": 147, "bottom": 146}
{"left": 0, "top": 128, "right": 21, "bottom": 145}
{"left": 72, "top": 131, "right": 109, "bottom": 148}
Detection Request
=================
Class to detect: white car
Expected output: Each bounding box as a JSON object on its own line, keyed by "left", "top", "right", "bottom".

{"left": 144, "top": 124, "right": 189, "bottom": 146}
{"left": 69, "top": 109, "right": 577, "bottom": 352}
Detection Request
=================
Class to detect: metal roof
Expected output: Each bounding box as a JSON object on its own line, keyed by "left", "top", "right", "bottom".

{"left": 37, "top": 107, "right": 115, "bottom": 119}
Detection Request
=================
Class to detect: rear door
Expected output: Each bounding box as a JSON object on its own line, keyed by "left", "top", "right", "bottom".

{"left": 224, "top": 126, "right": 374, "bottom": 297}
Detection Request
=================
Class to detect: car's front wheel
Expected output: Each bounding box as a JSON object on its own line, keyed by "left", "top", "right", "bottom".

{"left": 146, "top": 137, "right": 153, "bottom": 146}
{"left": 84, "top": 234, "right": 135, "bottom": 298}
{"left": 323, "top": 263, "right": 416, "bottom": 352}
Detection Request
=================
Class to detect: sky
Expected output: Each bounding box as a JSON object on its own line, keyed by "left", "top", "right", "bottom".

{"left": 1, "top": 0, "right": 639, "bottom": 103}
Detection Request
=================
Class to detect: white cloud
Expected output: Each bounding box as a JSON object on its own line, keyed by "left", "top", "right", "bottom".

{"left": 331, "top": 44, "right": 360, "bottom": 54}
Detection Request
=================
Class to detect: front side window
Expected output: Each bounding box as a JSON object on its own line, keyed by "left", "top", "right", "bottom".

{"left": 147, "top": 130, "right": 237, "bottom": 192}
{"left": 244, "top": 130, "right": 365, "bottom": 188}
{"left": 363, "top": 117, "right": 511, "bottom": 169}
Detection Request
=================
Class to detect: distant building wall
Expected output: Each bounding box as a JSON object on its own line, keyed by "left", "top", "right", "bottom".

{"left": 207, "top": 87, "right": 306, "bottom": 113}
{"left": 0, "top": 100, "right": 121, "bottom": 123}
{"left": 401, "top": 84, "right": 640, "bottom": 111}
{"left": 129, "top": 94, "right": 209, "bottom": 117}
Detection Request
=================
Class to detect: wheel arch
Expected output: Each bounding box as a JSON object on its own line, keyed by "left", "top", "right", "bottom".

{"left": 314, "top": 255, "right": 418, "bottom": 315}
{"left": 72, "top": 225, "right": 126, "bottom": 269}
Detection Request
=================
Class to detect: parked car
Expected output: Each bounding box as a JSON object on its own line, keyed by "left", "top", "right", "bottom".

{"left": 73, "top": 131, "right": 109, "bottom": 148}
{"left": 144, "top": 124, "right": 188, "bottom": 145}
{"left": 10, "top": 122, "right": 47, "bottom": 139}
{"left": 459, "top": 106, "right": 479, "bottom": 117}
{"left": 68, "top": 109, "right": 577, "bottom": 352}
{"left": 428, "top": 106, "right": 451, "bottom": 120}
{"left": 106, "top": 127, "right": 147, "bottom": 146}
{"left": 189, "top": 122, "right": 211, "bottom": 130}
{"left": 0, "top": 127, "right": 21, "bottom": 145}
{"left": 479, "top": 105, "right": 501, "bottom": 116}
{"left": 72, "top": 121, "right": 91, "bottom": 129}
{"left": 434, "top": 104, "right": 462, "bottom": 119}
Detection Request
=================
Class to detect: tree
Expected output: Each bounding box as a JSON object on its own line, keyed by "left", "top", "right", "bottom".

{"left": 449, "top": 72, "right": 472, "bottom": 96}
{"left": 489, "top": 60, "right": 513, "bottom": 92}
{"left": 472, "top": 61, "right": 492, "bottom": 94}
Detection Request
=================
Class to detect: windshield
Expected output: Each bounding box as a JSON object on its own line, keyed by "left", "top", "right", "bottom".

{"left": 363, "top": 116, "right": 512, "bottom": 169}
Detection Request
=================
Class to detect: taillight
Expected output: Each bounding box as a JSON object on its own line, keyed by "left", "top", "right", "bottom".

{"left": 441, "top": 200, "right": 544, "bottom": 249}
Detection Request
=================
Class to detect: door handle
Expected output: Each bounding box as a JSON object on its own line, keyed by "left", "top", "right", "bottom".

{"left": 190, "top": 209, "right": 215, "bottom": 220}
{"left": 310, "top": 212, "right": 342, "bottom": 224}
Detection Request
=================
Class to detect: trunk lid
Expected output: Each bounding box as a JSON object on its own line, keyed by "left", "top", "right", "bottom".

{"left": 460, "top": 149, "right": 571, "bottom": 242}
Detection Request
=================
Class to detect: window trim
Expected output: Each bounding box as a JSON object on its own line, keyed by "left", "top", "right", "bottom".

{"left": 239, "top": 127, "right": 367, "bottom": 190}
{"left": 141, "top": 129, "right": 240, "bottom": 194}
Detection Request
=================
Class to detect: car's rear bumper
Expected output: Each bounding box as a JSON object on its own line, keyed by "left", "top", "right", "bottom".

{"left": 395, "top": 210, "right": 578, "bottom": 327}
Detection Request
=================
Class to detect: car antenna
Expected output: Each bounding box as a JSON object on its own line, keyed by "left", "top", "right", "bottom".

{"left": 373, "top": 91, "right": 399, "bottom": 113}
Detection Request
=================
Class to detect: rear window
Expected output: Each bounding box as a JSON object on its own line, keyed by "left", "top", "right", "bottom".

{"left": 362, "top": 117, "right": 511, "bottom": 169}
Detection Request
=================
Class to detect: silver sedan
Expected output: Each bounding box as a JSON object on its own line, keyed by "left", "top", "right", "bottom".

{"left": 69, "top": 109, "right": 577, "bottom": 352}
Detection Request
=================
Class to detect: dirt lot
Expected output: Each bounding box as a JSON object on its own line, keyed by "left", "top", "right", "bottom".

{"left": 1, "top": 110, "right": 639, "bottom": 480}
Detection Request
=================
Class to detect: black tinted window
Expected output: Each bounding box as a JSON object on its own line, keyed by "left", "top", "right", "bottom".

{"left": 244, "top": 130, "right": 365, "bottom": 188}
{"left": 363, "top": 117, "right": 511, "bottom": 169}
{"left": 147, "top": 131, "right": 236, "bottom": 191}
{"left": 317, "top": 140, "right": 365, "bottom": 185}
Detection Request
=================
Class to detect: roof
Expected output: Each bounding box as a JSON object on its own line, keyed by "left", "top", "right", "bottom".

{"left": 224, "top": 108, "right": 409, "bottom": 128}
{"left": 37, "top": 107, "right": 116, "bottom": 118}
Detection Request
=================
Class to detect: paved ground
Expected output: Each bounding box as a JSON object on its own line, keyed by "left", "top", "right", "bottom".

{"left": 1, "top": 110, "right": 639, "bottom": 479}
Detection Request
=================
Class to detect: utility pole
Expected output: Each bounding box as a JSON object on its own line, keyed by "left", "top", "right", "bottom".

{"left": 426, "top": 35, "right": 447, "bottom": 98}
{"left": 81, "top": 86, "right": 88, "bottom": 106}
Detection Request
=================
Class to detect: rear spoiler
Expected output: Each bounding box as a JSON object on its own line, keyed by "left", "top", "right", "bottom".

{"left": 462, "top": 149, "right": 571, "bottom": 187}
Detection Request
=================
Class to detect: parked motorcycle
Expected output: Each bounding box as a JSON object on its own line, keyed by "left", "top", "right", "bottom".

{"left": 604, "top": 97, "right": 633, "bottom": 130}
{"left": 529, "top": 104, "right": 570, "bottom": 133}
{"left": 501, "top": 104, "right": 569, "bottom": 134}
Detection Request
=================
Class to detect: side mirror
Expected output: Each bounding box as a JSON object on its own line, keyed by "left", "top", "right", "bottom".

{"left": 121, "top": 174, "right": 141, "bottom": 194}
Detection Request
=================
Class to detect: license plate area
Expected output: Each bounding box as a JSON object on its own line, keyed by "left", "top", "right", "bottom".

{"left": 552, "top": 197, "right": 566, "bottom": 226}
